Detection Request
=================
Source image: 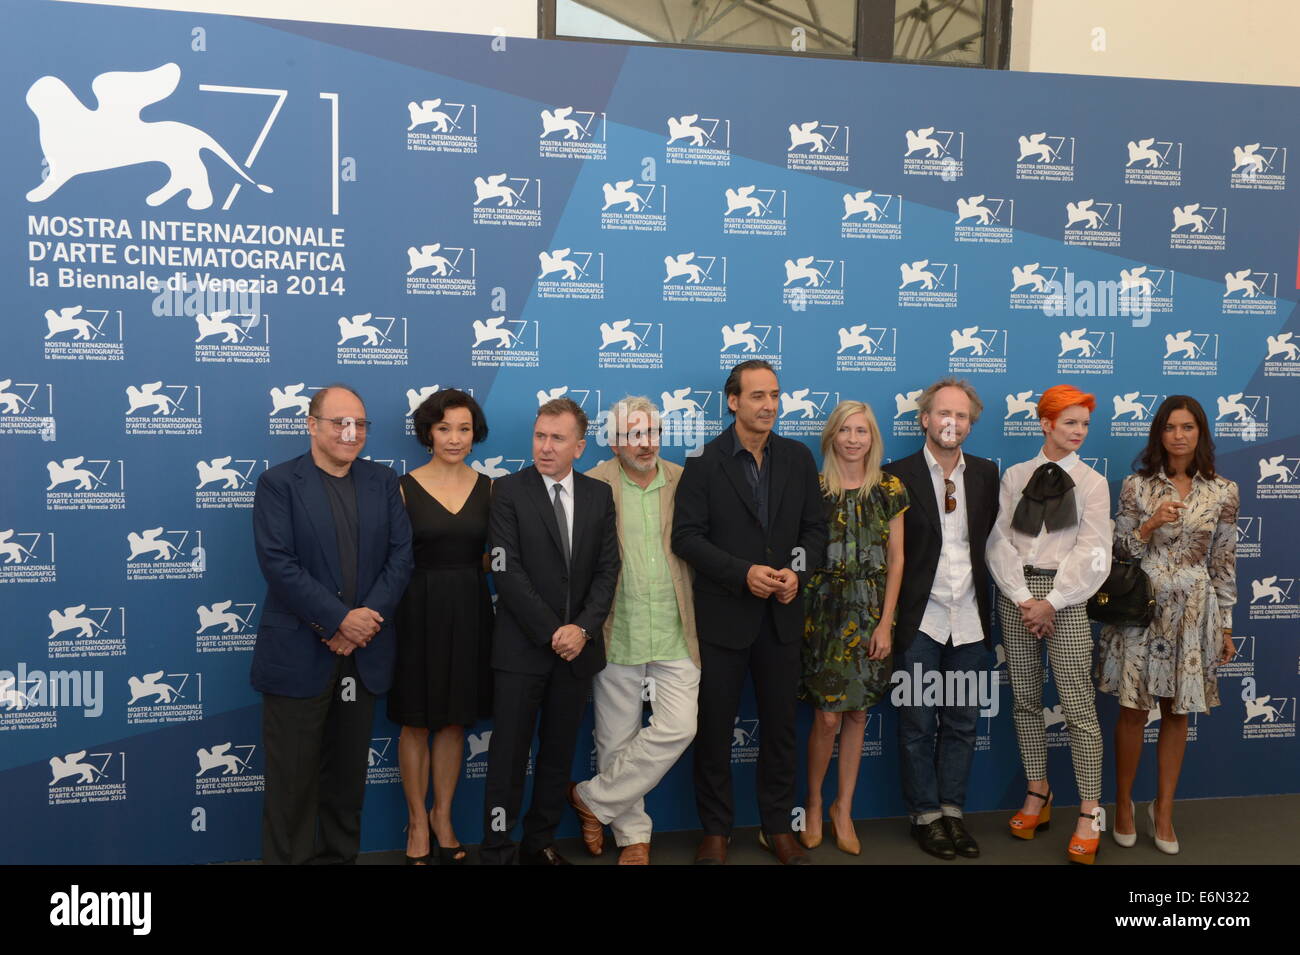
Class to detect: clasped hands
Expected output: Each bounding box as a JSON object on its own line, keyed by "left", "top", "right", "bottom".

{"left": 1018, "top": 598, "right": 1055, "bottom": 639}
{"left": 322, "top": 607, "right": 384, "bottom": 656}
{"left": 747, "top": 564, "right": 800, "bottom": 604}
{"left": 551, "top": 624, "right": 586, "bottom": 662}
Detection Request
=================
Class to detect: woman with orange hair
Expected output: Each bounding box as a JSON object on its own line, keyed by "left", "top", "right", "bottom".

{"left": 986, "top": 385, "right": 1112, "bottom": 863}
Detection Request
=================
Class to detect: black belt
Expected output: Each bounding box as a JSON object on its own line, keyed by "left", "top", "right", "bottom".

{"left": 1023, "top": 565, "right": 1057, "bottom": 578}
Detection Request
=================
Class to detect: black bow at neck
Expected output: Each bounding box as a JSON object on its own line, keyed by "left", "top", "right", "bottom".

{"left": 1011, "top": 461, "right": 1077, "bottom": 536}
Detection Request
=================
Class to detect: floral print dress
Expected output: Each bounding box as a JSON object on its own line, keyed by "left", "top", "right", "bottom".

{"left": 1096, "top": 471, "right": 1238, "bottom": 714}
{"left": 800, "top": 475, "right": 909, "bottom": 711}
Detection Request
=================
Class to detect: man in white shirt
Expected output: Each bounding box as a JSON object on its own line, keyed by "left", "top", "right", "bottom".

{"left": 480, "top": 398, "right": 620, "bottom": 865}
{"left": 882, "top": 378, "right": 1000, "bottom": 860}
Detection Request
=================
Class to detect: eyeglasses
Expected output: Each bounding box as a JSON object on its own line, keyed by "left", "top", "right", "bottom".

{"left": 617, "top": 428, "right": 661, "bottom": 444}
{"left": 311, "top": 416, "right": 372, "bottom": 432}
{"left": 943, "top": 478, "right": 957, "bottom": 514}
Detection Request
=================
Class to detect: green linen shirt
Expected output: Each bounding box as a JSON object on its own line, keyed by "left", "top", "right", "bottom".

{"left": 607, "top": 462, "right": 689, "bottom": 665}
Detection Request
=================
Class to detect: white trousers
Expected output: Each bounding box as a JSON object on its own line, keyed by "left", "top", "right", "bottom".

{"left": 576, "top": 657, "right": 700, "bottom": 846}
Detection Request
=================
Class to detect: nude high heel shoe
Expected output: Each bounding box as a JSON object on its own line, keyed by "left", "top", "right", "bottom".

{"left": 1112, "top": 800, "right": 1136, "bottom": 848}
{"left": 1147, "top": 801, "right": 1179, "bottom": 855}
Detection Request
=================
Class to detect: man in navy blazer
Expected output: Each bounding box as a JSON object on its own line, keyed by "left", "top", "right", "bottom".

{"left": 251, "top": 384, "right": 412, "bottom": 864}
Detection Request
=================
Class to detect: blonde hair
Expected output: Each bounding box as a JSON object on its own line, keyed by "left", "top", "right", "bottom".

{"left": 819, "top": 400, "right": 884, "bottom": 499}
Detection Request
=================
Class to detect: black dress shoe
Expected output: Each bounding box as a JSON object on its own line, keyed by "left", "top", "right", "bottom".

{"left": 943, "top": 816, "right": 981, "bottom": 858}
{"left": 522, "top": 845, "right": 572, "bottom": 866}
{"left": 911, "top": 819, "right": 956, "bottom": 860}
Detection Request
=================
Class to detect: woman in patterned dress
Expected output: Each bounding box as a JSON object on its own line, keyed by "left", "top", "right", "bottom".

{"left": 1097, "top": 396, "right": 1238, "bottom": 855}
{"left": 799, "top": 400, "right": 908, "bottom": 855}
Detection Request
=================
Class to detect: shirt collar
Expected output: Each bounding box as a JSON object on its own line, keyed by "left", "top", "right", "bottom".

{"left": 1157, "top": 467, "right": 1211, "bottom": 485}
{"left": 923, "top": 443, "right": 965, "bottom": 475}
{"left": 618, "top": 459, "right": 664, "bottom": 491}
{"left": 541, "top": 468, "right": 575, "bottom": 499}
{"left": 1034, "top": 449, "right": 1080, "bottom": 471}
{"left": 729, "top": 423, "right": 771, "bottom": 459}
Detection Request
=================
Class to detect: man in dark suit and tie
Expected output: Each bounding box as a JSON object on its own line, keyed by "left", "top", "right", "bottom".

{"left": 251, "top": 384, "right": 413, "bottom": 864}
{"left": 672, "top": 360, "right": 828, "bottom": 865}
{"left": 480, "top": 396, "right": 620, "bottom": 865}
{"left": 882, "top": 377, "right": 999, "bottom": 860}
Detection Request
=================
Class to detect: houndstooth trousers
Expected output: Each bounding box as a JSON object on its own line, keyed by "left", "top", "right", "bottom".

{"left": 997, "top": 572, "right": 1102, "bottom": 801}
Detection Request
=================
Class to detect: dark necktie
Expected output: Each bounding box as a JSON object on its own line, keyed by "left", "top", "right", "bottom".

{"left": 552, "top": 483, "right": 571, "bottom": 565}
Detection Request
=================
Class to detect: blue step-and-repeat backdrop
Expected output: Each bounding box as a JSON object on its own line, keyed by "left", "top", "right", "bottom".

{"left": 1, "top": 0, "right": 1296, "bottom": 863}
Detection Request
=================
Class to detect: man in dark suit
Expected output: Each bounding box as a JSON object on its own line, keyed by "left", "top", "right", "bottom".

{"left": 882, "top": 377, "right": 999, "bottom": 861}
{"left": 251, "top": 384, "right": 413, "bottom": 864}
{"left": 672, "top": 360, "right": 828, "bottom": 865}
{"left": 480, "top": 397, "right": 620, "bottom": 865}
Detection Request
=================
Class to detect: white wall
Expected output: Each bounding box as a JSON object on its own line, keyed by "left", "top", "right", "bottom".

{"left": 65, "top": 0, "right": 1300, "bottom": 87}
{"left": 1010, "top": 0, "right": 1300, "bottom": 87}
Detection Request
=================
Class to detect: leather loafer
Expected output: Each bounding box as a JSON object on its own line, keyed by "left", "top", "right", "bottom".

{"left": 618, "top": 842, "right": 650, "bottom": 865}
{"left": 694, "top": 834, "right": 729, "bottom": 865}
{"left": 943, "top": 816, "right": 980, "bottom": 858}
{"left": 911, "top": 819, "right": 957, "bottom": 860}
{"left": 759, "top": 830, "right": 812, "bottom": 865}
{"left": 567, "top": 782, "right": 604, "bottom": 856}
{"left": 522, "top": 845, "right": 571, "bottom": 866}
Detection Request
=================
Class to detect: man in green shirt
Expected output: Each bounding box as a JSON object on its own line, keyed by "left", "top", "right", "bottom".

{"left": 568, "top": 396, "right": 700, "bottom": 865}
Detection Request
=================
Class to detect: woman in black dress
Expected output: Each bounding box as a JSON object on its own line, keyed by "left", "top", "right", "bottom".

{"left": 389, "top": 389, "right": 493, "bottom": 863}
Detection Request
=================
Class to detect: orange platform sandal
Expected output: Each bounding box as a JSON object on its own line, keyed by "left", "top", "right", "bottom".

{"left": 1008, "top": 788, "right": 1052, "bottom": 840}
{"left": 1067, "top": 809, "right": 1104, "bottom": 865}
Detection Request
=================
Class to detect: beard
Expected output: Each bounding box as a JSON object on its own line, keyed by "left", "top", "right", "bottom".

{"left": 931, "top": 420, "right": 963, "bottom": 448}
{"left": 619, "top": 450, "right": 658, "bottom": 474}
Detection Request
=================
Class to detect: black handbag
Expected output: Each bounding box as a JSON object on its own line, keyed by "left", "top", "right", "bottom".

{"left": 1087, "top": 556, "right": 1155, "bottom": 627}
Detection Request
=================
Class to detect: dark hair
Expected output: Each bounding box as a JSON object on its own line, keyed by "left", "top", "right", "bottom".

{"left": 537, "top": 396, "right": 588, "bottom": 437}
{"left": 308, "top": 383, "right": 363, "bottom": 418}
{"left": 1134, "top": 395, "right": 1216, "bottom": 479}
{"left": 723, "top": 359, "right": 777, "bottom": 415}
{"left": 413, "top": 388, "right": 488, "bottom": 450}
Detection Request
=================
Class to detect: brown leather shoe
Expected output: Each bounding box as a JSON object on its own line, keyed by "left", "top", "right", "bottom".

{"left": 694, "top": 834, "right": 729, "bottom": 865}
{"left": 618, "top": 842, "right": 650, "bottom": 865}
{"left": 567, "top": 782, "right": 604, "bottom": 856}
{"left": 759, "top": 830, "right": 812, "bottom": 865}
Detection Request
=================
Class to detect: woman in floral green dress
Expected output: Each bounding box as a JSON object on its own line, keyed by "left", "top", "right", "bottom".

{"left": 799, "top": 400, "right": 908, "bottom": 854}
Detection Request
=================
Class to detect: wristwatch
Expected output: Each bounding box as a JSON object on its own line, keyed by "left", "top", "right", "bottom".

{"left": 578, "top": 626, "right": 589, "bottom": 641}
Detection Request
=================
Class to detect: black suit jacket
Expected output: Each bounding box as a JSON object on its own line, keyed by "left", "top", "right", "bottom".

{"left": 672, "top": 427, "right": 828, "bottom": 648}
{"left": 883, "top": 448, "right": 999, "bottom": 654}
{"left": 488, "top": 466, "right": 619, "bottom": 679}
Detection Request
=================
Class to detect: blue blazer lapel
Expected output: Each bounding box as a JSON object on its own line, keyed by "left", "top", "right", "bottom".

{"left": 293, "top": 454, "right": 343, "bottom": 593}
{"left": 354, "top": 461, "right": 382, "bottom": 589}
